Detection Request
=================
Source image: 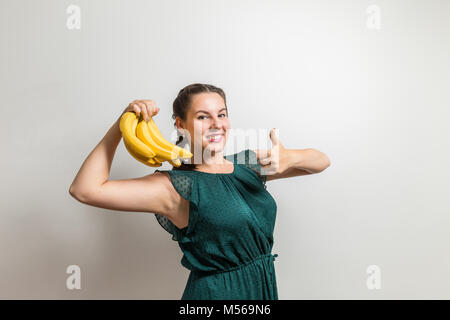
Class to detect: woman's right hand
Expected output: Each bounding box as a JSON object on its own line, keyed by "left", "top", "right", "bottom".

{"left": 121, "top": 99, "right": 160, "bottom": 121}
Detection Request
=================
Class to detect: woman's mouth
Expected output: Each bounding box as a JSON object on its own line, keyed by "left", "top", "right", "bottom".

{"left": 206, "top": 134, "right": 223, "bottom": 143}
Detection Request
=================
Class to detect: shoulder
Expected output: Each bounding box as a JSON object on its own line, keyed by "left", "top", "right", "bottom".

{"left": 154, "top": 168, "right": 199, "bottom": 207}
{"left": 225, "top": 149, "right": 267, "bottom": 188}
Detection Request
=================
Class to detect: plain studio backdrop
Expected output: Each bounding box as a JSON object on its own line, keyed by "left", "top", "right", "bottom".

{"left": 1, "top": 0, "right": 449, "bottom": 299}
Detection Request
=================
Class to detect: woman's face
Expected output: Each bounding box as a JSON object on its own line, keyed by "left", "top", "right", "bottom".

{"left": 178, "top": 92, "right": 230, "bottom": 160}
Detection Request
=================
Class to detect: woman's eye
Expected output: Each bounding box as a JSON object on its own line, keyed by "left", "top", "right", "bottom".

{"left": 198, "top": 114, "right": 226, "bottom": 120}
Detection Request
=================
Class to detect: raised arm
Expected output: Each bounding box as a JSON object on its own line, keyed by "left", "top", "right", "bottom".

{"left": 68, "top": 100, "right": 178, "bottom": 217}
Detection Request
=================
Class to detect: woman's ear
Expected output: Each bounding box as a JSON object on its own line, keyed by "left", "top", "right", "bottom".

{"left": 175, "top": 117, "right": 185, "bottom": 131}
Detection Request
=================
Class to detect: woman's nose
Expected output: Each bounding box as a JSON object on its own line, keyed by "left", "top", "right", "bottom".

{"left": 211, "top": 115, "right": 223, "bottom": 128}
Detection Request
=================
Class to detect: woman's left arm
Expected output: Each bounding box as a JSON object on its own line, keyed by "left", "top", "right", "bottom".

{"left": 286, "top": 148, "right": 331, "bottom": 173}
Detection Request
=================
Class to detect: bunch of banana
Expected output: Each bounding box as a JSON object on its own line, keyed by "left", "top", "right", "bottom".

{"left": 119, "top": 112, "right": 192, "bottom": 167}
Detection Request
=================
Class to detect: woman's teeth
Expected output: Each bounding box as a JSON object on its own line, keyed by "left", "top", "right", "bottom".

{"left": 207, "top": 134, "right": 223, "bottom": 143}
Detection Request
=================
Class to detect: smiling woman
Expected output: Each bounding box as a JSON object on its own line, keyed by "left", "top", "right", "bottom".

{"left": 170, "top": 83, "right": 231, "bottom": 172}
{"left": 69, "top": 82, "right": 330, "bottom": 300}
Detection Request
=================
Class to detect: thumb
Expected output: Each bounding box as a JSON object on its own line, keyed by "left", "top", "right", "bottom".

{"left": 270, "top": 128, "right": 279, "bottom": 147}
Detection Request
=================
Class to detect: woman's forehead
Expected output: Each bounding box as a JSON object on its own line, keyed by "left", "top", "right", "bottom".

{"left": 191, "top": 93, "right": 224, "bottom": 107}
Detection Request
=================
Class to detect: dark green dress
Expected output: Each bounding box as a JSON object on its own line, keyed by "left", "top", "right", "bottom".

{"left": 154, "top": 149, "right": 278, "bottom": 300}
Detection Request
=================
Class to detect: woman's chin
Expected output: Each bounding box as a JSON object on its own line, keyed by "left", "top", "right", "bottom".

{"left": 204, "top": 141, "right": 225, "bottom": 153}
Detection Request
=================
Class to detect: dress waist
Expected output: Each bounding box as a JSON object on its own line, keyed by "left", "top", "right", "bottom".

{"left": 192, "top": 252, "right": 279, "bottom": 275}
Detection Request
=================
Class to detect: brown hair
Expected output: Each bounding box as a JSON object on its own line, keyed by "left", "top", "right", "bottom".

{"left": 172, "top": 83, "right": 228, "bottom": 171}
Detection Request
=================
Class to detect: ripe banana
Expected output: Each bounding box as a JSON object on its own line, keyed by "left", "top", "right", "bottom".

{"left": 123, "top": 138, "right": 161, "bottom": 167}
{"left": 148, "top": 117, "right": 185, "bottom": 167}
{"left": 147, "top": 117, "right": 193, "bottom": 159}
{"left": 148, "top": 119, "right": 180, "bottom": 166}
{"left": 119, "top": 112, "right": 156, "bottom": 159}
{"left": 168, "top": 159, "right": 182, "bottom": 167}
{"left": 120, "top": 111, "right": 192, "bottom": 168}
{"left": 137, "top": 120, "right": 182, "bottom": 161}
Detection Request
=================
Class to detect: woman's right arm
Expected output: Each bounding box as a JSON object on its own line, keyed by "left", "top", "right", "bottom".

{"left": 68, "top": 100, "right": 178, "bottom": 217}
{"left": 72, "top": 172, "right": 179, "bottom": 216}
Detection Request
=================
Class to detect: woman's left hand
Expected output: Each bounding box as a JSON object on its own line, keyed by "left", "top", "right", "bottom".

{"left": 254, "top": 128, "right": 291, "bottom": 175}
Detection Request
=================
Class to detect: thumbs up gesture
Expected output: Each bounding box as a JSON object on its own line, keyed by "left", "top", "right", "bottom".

{"left": 254, "top": 128, "right": 290, "bottom": 176}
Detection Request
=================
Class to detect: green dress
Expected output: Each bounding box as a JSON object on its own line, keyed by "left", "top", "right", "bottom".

{"left": 154, "top": 149, "right": 278, "bottom": 300}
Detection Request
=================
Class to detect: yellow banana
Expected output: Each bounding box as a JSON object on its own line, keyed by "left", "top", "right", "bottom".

{"left": 168, "top": 159, "right": 182, "bottom": 167}
{"left": 119, "top": 112, "right": 156, "bottom": 159}
{"left": 136, "top": 120, "right": 180, "bottom": 161}
{"left": 149, "top": 116, "right": 163, "bottom": 136}
{"left": 147, "top": 119, "right": 174, "bottom": 164}
{"left": 146, "top": 126, "right": 164, "bottom": 164}
{"left": 123, "top": 138, "right": 161, "bottom": 167}
{"left": 151, "top": 124, "right": 180, "bottom": 166}
{"left": 147, "top": 117, "right": 193, "bottom": 159}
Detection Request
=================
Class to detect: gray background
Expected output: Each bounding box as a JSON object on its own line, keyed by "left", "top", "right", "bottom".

{"left": 1, "top": 0, "right": 449, "bottom": 299}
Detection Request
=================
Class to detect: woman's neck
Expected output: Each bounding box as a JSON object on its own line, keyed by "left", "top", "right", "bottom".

{"left": 195, "top": 150, "right": 232, "bottom": 171}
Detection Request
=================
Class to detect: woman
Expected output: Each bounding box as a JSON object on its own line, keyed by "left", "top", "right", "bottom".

{"left": 69, "top": 83, "right": 331, "bottom": 299}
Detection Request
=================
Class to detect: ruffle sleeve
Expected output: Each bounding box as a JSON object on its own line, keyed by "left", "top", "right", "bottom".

{"left": 153, "top": 169, "right": 199, "bottom": 241}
